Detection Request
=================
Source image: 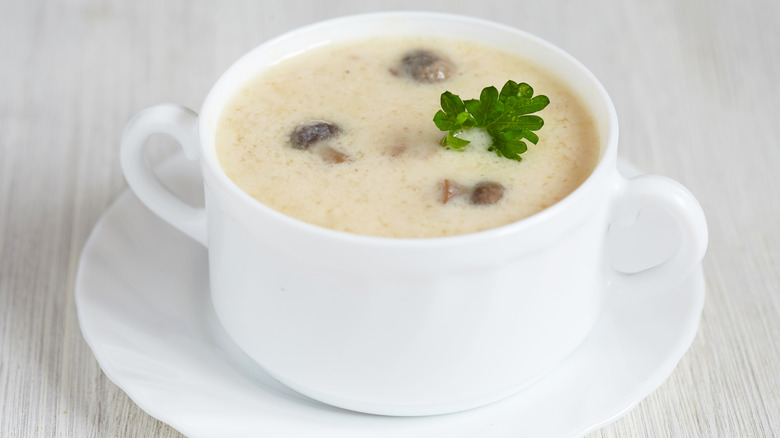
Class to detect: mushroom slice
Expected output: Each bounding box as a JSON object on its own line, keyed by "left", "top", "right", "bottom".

{"left": 318, "top": 146, "right": 350, "bottom": 164}
{"left": 441, "top": 179, "right": 468, "bottom": 204}
{"left": 470, "top": 181, "right": 505, "bottom": 205}
{"left": 401, "top": 50, "right": 454, "bottom": 83}
{"left": 290, "top": 120, "right": 340, "bottom": 150}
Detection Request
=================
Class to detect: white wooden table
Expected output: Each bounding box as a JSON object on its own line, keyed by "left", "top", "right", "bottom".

{"left": 1, "top": 0, "right": 778, "bottom": 436}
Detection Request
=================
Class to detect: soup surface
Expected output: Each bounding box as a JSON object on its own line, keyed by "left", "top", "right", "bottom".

{"left": 215, "top": 35, "right": 599, "bottom": 238}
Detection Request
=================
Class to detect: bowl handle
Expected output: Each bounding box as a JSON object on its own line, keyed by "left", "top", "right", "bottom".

{"left": 120, "top": 104, "right": 207, "bottom": 246}
{"left": 608, "top": 174, "right": 708, "bottom": 292}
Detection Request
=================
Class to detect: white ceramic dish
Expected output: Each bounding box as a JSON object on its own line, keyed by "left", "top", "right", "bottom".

{"left": 76, "top": 154, "right": 704, "bottom": 437}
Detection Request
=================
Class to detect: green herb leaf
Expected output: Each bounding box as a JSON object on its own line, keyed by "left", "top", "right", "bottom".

{"left": 444, "top": 131, "right": 471, "bottom": 149}
{"left": 432, "top": 80, "right": 550, "bottom": 161}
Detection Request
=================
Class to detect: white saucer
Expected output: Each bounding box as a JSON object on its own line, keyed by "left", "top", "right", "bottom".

{"left": 75, "top": 154, "right": 705, "bottom": 438}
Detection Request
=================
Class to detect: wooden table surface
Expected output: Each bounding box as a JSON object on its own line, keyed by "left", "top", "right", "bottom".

{"left": 1, "top": 0, "right": 778, "bottom": 436}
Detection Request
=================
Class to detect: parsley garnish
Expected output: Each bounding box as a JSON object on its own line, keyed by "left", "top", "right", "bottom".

{"left": 433, "top": 80, "right": 550, "bottom": 161}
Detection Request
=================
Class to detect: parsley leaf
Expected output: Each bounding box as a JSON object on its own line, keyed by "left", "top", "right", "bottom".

{"left": 433, "top": 80, "right": 550, "bottom": 161}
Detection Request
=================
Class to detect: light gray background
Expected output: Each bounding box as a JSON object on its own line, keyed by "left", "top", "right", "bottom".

{"left": 1, "top": 0, "right": 778, "bottom": 436}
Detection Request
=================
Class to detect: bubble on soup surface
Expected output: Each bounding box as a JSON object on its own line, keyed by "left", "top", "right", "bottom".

{"left": 470, "top": 181, "right": 505, "bottom": 205}
{"left": 401, "top": 50, "right": 454, "bottom": 83}
{"left": 290, "top": 120, "right": 340, "bottom": 150}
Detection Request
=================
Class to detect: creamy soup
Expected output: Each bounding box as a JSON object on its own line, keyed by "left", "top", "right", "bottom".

{"left": 215, "top": 35, "right": 599, "bottom": 238}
